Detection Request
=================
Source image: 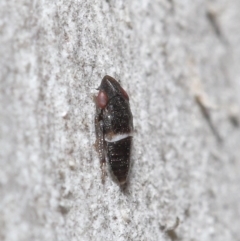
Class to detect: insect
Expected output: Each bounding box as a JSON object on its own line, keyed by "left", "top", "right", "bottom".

{"left": 95, "top": 75, "right": 133, "bottom": 185}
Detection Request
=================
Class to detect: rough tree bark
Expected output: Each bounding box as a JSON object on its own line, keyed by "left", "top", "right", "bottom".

{"left": 1, "top": 1, "right": 240, "bottom": 241}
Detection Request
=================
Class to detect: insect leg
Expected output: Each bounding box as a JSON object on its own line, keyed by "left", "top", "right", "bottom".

{"left": 95, "top": 110, "right": 106, "bottom": 183}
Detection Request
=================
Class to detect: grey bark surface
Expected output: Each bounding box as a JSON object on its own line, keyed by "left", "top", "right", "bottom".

{"left": 1, "top": 0, "right": 240, "bottom": 241}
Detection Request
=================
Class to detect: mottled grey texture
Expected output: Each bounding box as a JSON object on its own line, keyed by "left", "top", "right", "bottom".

{"left": 1, "top": 0, "right": 240, "bottom": 241}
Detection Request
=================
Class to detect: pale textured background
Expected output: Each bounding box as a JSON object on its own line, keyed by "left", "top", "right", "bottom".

{"left": 1, "top": 0, "right": 240, "bottom": 241}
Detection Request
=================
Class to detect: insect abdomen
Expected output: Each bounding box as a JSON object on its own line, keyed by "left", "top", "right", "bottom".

{"left": 106, "top": 136, "right": 132, "bottom": 184}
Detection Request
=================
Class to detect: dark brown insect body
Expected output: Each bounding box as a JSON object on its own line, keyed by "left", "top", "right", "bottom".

{"left": 95, "top": 75, "right": 133, "bottom": 185}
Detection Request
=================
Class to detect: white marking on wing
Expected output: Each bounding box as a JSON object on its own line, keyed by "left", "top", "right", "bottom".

{"left": 105, "top": 133, "right": 133, "bottom": 142}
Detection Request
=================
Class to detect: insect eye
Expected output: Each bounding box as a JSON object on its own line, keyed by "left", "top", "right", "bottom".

{"left": 97, "top": 90, "right": 108, "bottom": 108}
{"left": 119, "top": 86, "right": 129, "bottom": 101}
